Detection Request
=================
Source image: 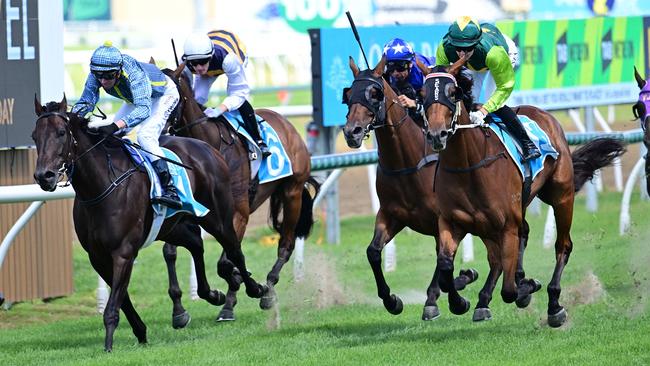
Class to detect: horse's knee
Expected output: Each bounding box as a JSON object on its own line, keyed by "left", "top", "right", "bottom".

{"left": 366, "top": 245, "right": 381, "bottom": 264}
{"left": 217, "top": 259, "right": 234, "bottom": 279}
{"left": 501, "top": 288, "right": 517, "bottom": 303}
{"left": 168, "top": 287, "right": 182, "bottom": 300}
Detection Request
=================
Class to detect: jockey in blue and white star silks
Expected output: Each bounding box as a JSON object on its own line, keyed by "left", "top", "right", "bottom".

{"left": 72, "top": 41, "right": 182, "bottom": 208}
{"left": 382, "top": 38, "right": 435, "bottom": 121}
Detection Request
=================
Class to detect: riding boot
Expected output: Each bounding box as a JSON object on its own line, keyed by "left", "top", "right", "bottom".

{"left": 495, "top": 106, "right": 541, "bottom": 162}
{"left": 151, "top": 159, "right": 183, "bottom": 209}
{"left": 239, "top": 101, "right": 271, "bottom": 158}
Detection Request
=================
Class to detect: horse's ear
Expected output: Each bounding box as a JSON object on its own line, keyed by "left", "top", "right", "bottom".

{"left": 349, "top": 56, "right": 359, "bottom": 77}
{"left": 172, "top": 62, "right": 186, "bottom": 80}
{"left": 34, "top": 94, "right": 43, "bottom": 116}
{"left": 416, "top": 59, "right": 430, "bottom": 76}
{"left": 634, "top": 66, "right": 646, "bottom": 89}
{"left": 373, "top": 55, "right": 386, "bottom": 77}
{"left": 448, "top": 53, "right": 469, "bottom": 75}
{"left": 60, "top": 94, "right": 67, "bottom": 113}
{"left": 149, "top": 56, "right": 156, "bottom": 65}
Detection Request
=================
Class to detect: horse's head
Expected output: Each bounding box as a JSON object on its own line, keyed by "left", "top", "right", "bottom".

{"left": 417, "top": 56, "right": 469, "bottom": 151}
{"left": 342, "top": 56, "right": 387, "bottom": 148}
{"left": 633, "top": 66, "right": 650, "bottom": 135}
{"left": 164, "top": 63, "right": 206, "bottom": 136}
{"left": 32, "top": 95, "right": 74, "bottom": 191}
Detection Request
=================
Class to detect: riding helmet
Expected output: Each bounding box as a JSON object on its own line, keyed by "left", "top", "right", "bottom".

{"left": 447, "top": 16, "right": 483, "bottom": 48}
{"left": 90, "top": 41, "right": 123, "bottom": 71}
{"left": 383, "top": 38, "right": 415, "bottom": 62}
{"left": 182, "top": 32, "right": 214, "bottom": 61}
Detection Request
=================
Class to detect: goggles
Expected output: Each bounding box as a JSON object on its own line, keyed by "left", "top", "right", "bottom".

{"left": 387, "top": 62, "right": 410, "bottom": 73}
{"left": 187, "top": 57, "right": 211, "bottom": 67}
{"left": 92, "top": 70, "right": 119, "bottom": 80}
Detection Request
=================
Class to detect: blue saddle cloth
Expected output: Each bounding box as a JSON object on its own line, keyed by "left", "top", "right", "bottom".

{"left": 487, "top": 114, "right": 559, "bottom": 181}
{"left": 124, "top": 142, "right": 209, "bottom": 219}
{"left": 221, "top": 110, "right": 293, "bottom": 184}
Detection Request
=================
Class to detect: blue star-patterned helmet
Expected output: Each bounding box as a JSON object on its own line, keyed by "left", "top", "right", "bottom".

{"left": 90, "top": 41, "right": 123, "bottom": 72}
{"left": 383, "top": 38, "right": 415, "bottom": 62}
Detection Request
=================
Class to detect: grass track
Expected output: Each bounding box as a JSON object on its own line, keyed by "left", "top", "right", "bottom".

{"left": 1, "top": 191, "right": 649, "bottom": 365}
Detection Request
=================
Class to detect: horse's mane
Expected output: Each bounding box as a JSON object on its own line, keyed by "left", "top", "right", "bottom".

{"left": 429, "top": 65, "right": 475, "bottom": 111}
{"left": 42, "top": 101, "right": 90, "bottom": 128}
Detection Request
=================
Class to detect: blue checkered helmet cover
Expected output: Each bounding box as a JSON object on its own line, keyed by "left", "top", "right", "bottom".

{"left": 383, "top": 38, "right": 415, "bottom": 62}
{"left": 90, "top": 41, "right": 123, "bottom": 71}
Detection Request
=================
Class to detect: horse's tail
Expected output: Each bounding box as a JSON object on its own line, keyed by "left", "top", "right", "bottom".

{"left": 571, "top": 137, "right": 626, "bottom": 192}
{"left": 269, "top": 176, "right": 321, "bottom": 238}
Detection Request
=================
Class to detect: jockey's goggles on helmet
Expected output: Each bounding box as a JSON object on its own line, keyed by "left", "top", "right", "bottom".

{"left": 187, "top": 57, "right": 211, "bottom": 67}
{"left": 92, "top": 70, "right": 119, "bottom": 80}
{"left": 386, "top": 61, "right": 410, "bottom": 73}
{"left": 455, "top": 45, "right": 475, "bottom": 53}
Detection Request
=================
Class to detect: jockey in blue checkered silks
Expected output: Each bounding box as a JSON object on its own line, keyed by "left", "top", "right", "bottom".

{"left": 382, "top": 37, "right": 435, "bottom": 122}
{"left": 181, "top": 30, "right": 271, "bottom": 158}
{"left": 72, "top": 41, "right": 183, "bottom": 209}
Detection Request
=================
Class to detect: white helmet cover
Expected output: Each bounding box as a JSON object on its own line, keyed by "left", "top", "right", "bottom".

{"left": 182, "top": 32, "right": 213, "bottom": 61}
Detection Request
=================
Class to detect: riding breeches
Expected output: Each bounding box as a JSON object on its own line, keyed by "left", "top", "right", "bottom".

{"left": 115, "top": 75, "right": 179, "bottom": 162}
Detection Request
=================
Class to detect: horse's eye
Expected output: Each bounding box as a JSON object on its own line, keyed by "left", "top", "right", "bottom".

{"left": 57, "top": 129, "right": 66, "bottom": 137}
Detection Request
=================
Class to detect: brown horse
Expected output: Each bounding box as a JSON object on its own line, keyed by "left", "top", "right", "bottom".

{"left": 32, "top": 96, "right": 268, "bottom": 351}
{"left": 162, "top": 64, "right": 320, "bottom": 322}
{"left": 341, "top": 57, "right": 480, "bottom": 320}
{"left": 417, "top": 57, "right": 626, "bottom": 326}
{"left": 632, "top": 66, "right": 650, "bottom": 194}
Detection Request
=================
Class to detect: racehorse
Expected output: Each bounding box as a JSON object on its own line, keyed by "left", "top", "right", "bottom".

{"left": 417, "top": 56, "right": 626, "bottom": 326}
{"left": 162, "top": 64, "right": 320, "bottom": 322}
{"left": 32, "top": 96, "right": 268, "bottom": 351}
{"left": 632, "top": 66, "right": 650, "bottom": 194}
{"left": 341, "top": 56, "right": 480, "bottom": 320}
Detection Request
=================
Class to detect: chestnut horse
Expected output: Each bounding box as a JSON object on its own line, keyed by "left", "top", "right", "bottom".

{"left": 32, "top": 96, "right": 268, "bottom": 351}
{"left": 418, "top": 57, "right": 625, "bottom": 326}
{"left": 162, "top": 64, "right": 320, "bottom": 322}
{"left": 342, "top": 57, "right": 480, "bottom": 320}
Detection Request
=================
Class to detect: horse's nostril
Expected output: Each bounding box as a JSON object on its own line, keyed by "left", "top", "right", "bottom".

{"left": 43, "top": 171, "right": 56, "bottom": 179}
{"left": 440, "top": 130, "right": 448, "bottom": 139}
{"left": 352, "top": 126, "right": 363, "bottom": 135}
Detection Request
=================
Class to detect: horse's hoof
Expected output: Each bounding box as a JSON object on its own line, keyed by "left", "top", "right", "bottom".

{"left": 216, "top": 308, "right": 236, "bottom": 322}
{"left": 172, "top": 311, "right": 191, "bottom": 329}
{"left": 460, "top": 268, "right": 479, "bottom": 283}
{"left": 385, "top": 295, "right": 403, "bottom": 315}
{"left": 259, "top": 285, "right": 277, "bottom": 310}
{"left": 548, "top": 308, "right": 567, "bottom": 328}
{"left": 515, "top": 294, "right": 532, "bottom": 309}
{"left": 472, "top": 307, "right": 492, "bottom": 322}
{"left": 450, "top": 297, "right": 470, "bottom": 315}
{"left": 422, "top": 305, "right": 440, "bottom": 321}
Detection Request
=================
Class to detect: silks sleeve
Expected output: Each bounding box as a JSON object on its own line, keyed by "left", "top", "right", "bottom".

{"left": 435, "top": 43, "right": 449, "bottom": 66}
{"left": 482, "top": 46, "right": 515, "bottom": 113}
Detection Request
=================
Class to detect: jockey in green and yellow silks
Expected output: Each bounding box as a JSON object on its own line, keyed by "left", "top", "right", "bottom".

{"left": 436, "top": 17, "right": 540, "bottom": 162}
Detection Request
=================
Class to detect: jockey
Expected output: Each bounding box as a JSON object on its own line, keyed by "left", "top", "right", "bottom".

{"left": 436, "top": 16, "right": 541, "bottom": 161}
{"left": 72, "top": 41, "right": 182, "bottom": 209}
{"left": 382, "top": 38, "right": 435, "bottom": 121}
{"left": 181, "top": 30, "right": 271, "bottom": 158}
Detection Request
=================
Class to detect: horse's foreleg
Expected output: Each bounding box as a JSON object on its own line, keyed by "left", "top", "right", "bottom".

{"left": 120, "top": 293, "right": 147, "bottom": 343}
{"left": 500, "top": 228, "right": 520, "bottom": 304}
{"left": 216, "top": 251, "right": 242, "bottom": 322}
{"left": 103, "top": 251, "right": 137, "bottom": 352}
{"left": 367, "top": 211, "right": 404, "bottom": 315}
{"left": 437, "top": 219, "right": 470, "bottom": 315}
{"left": 515, "top": 219, "right": 541, "bottom": 308}
{"left": 162, "top": 243, "right": 191, "bottom": 329}
{"left": 473, "top": 238, "right": 501, "bottom": 322}
{"left": 547, "top": 199, "right": 574, "bottom": 327}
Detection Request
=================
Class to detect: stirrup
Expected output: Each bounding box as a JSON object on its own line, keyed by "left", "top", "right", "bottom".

{"left": 258, "top": 141, "right": 271, "bottom": 158}
{"left": 153, "top": 193, "right": 182, "bottom": 209}
{"left": 521, "top": 145, "right": 541, "bottom": 162}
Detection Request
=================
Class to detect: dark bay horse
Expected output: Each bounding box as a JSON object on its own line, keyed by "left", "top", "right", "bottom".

{"left": 32, "top": 96, "right": 268, "bottom": 351}
{"left": 341, "top": 56, "right": 479, "bottom": 320}
{"left": 162, "top": 64, "right": 320, "bottom": 322}
{"left": 632, "top": 66, "right": 650, "bottom": 194}
{"left": 417, "top": 57, "right": 626, "bottom": 326}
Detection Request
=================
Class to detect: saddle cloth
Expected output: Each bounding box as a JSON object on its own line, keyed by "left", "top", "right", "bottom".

{"left": 487, "top": 114, "right": 559, "bottom": 181}
{"left": 221, "top": 110, "right": 293, "bottom": 184}
{"left": 124, "top": 142, "right": 209, "bottom": 248}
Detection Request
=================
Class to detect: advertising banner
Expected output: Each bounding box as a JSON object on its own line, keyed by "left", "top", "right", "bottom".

{"left": 1, "top": 0, "right": 40, "bottom": 149}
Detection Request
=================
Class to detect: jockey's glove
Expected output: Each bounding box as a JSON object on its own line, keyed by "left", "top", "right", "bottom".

{"left": 91, "top": 122, "right": 120, "bottom": 136}
{"left": 469, "top": 110, "right": 486, "bottom": 125}
{"left": 204, "top": 107, "right": 224, "bottom": 118}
